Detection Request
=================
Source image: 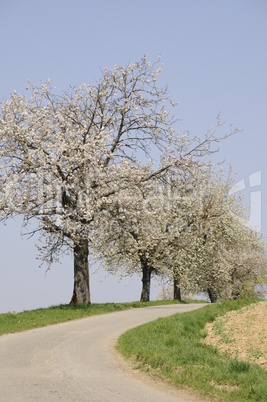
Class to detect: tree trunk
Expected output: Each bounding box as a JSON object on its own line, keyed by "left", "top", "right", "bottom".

{"left": 140, "top": 258, "right": 153, "bottom": 302}
{"left": 207, "top": 288, "right": 217, "bottom": 303}
{"left": 70, "top": 239, "right": 90, "bottom": 305}
{"left": 173, "top": 277, "right": 182, "bottom": 301}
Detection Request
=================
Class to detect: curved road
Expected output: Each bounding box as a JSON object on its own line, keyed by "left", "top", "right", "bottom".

{"left": 0, "top": 304, "right": 206, "bottom": 401}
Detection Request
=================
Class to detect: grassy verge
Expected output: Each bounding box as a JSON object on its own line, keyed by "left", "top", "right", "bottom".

{"left": 117, "top": 298, "right": 267, "bottom": 402}
{"left": 0, "top": 299, "right": 196, "bottom": 336}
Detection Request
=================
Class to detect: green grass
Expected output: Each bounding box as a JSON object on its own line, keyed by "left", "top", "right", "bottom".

{"left": 117, "top": 298, "right": 267, "bottom": 402}
{"left": 0, "top": 299, "right": 190, "bottom": 336}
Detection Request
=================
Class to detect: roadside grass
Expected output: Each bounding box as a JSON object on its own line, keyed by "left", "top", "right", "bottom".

{"left": 117, "top": 298, "right": 267, "bottom": 402}
{"left": 0, "top": 299, "right": 203, "bottom": 336}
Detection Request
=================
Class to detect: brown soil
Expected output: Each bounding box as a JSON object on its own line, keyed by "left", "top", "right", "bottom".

{"left": 203, "top": 301, "right": 267, "bottom": 369}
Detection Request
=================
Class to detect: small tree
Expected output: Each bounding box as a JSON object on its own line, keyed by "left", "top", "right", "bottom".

{"left": 167, "top": 169, "right": 267, "bottom": 302}
{"left": 91, "top": 178, "right": 169, "bottom": 302}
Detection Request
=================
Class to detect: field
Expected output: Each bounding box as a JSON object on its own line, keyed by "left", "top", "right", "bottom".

{"left": 203, "top": 301, "right": 267, "bottom": 370}
{"left": 117, "top": 298, "right": 267, "bottom": 401}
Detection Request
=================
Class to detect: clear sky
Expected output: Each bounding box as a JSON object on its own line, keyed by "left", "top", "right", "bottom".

{"left": 0, "top": 0, "right": 266, "bottom": 313}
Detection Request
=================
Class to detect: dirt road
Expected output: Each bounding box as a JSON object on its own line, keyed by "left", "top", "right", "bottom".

{"left": 0, "top": 304, "right": 205, "bottom": 401}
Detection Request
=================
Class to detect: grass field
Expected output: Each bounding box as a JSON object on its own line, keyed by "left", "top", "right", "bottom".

{"left": 117, "top": 298, "right": 267, "bottom": 402}
{"left": 0, "top": 299, "right": 187, "bottom": 336}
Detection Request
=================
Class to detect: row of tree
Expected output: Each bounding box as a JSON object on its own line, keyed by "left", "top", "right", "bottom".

{"left": 92, "top": 167, "right": 266, "bottom": 302}
{"left": 0, "top": 57, "right": 266, "bottom": 304}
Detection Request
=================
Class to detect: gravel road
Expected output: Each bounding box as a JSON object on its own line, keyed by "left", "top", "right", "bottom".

{"left": 0, "top": 304, "right": 206, "bottom": 401}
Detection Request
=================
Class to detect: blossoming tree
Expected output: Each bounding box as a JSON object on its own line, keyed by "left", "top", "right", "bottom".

{"left": 91, "top": 176, "right": 170, "bottom": 302}
{"left": 163, "top": 169, "right": 267, "bottom": 302}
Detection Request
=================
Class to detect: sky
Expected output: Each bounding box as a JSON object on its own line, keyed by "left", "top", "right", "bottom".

{"left": 0, "top": 0, "right": 266, "bottom": 313}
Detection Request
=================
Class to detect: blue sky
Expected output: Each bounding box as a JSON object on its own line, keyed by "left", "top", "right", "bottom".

{"left": 0, "top": 0, "right": 266, "bottom": 313}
